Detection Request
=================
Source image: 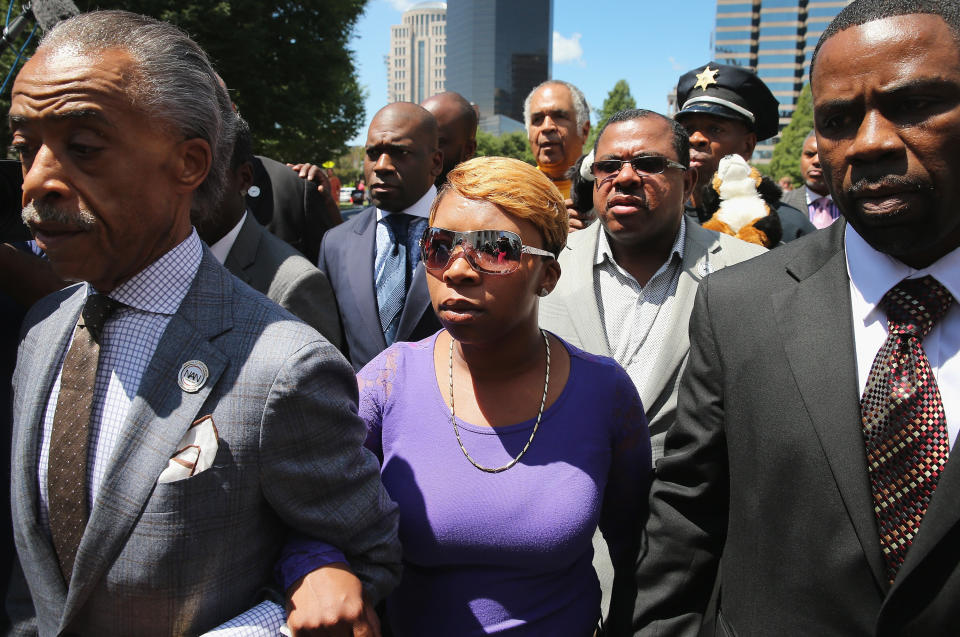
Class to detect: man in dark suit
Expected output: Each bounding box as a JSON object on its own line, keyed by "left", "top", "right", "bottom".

{"left": 782, "top": 130, "right": 842, "bottom": 229}
{"left": 675, "top": 62, "right": 815, "bottom": 243}
{"left": 195, "top": 118, "right": 343, "bottom": 349}
{"left": 635, "top": 2, "right": 960, "bottom": 634}
{"left": 318, "top": 102, "right": 443, "bottom": 370}
{"left": 8, "top": 11, "right": 398, "bottom": 635}
{"left": 246, "top": 154, "right": 342, "bottom": 265}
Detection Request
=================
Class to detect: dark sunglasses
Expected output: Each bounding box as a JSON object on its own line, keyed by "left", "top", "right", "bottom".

{"left": 420, "top": 227, "right": 554, "bottom": 275}
{"left": 591, "top": 155, "right": 687, "bottom": 187}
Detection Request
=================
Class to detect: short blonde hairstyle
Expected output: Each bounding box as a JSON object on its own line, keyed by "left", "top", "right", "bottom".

{"left": 429, "top": 156, "right": 568, "bottom": 256}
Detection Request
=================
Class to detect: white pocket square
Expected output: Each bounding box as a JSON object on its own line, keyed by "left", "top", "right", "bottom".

{"left": 158, "top": 415, "right": 219, "bottom": 484}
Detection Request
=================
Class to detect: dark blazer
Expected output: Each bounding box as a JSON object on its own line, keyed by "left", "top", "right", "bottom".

{"left": 317, "top": 206, "right": 440, "bottom": 370}
{"left": 223, "top": 214, "right": 343, "bottom": 350}
{"left": 780, "top": 185, "right": 809, "bottom": 213}
{"left": 634, "top": 221, "right": 960, "bottom": 636}
{"left": 247, "top": 155, "right": 342, "bottom": 264}
{"left": 9, "top": 250, "right": 400, "bottom": 636}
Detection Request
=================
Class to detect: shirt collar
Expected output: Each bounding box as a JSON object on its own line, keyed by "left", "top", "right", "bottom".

{"left": 595, "top": 215, "right": 687, "bottom": 273}
{"left": 95, "top": 229, "right": 204, "bottom": 315}
{"left": 805, "top": 186, "right": 831, "bottom": 205}
{"left": 377, "top": 185, "right": 437, "bottom": 222}
{"left": 845, "top": 223, "right": 960, "bottom": 323}
{"left": 208, "top": 211, "right": 247, "bottom": 264}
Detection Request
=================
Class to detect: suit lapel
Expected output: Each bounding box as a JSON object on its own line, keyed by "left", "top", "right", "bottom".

{"left": 59, "top": 254, "right": 231, "bottom": 629}
{"left": 345, "top": 208, "right": 386, "bottom": 351}
{"left": 11, "top": 286, "right": 87, "bottom": 615}
{"left": 397, "top": 261, "right": 431, "bottom": 340}
{"left": 223, "top": 214, "right": 262, "bottom": 285}
{"left": 771, "top": 222, "right": 887, "bottom": 589}
{"left": 562, "top": 223, "right": 610, "bottom": 356}
{"left": 887, "top": 398, "right": 960, "bottom": 598}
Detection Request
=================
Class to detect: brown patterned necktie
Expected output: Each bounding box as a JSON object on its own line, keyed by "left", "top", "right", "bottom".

{"left": 861, "top": 275, "right": 953, "bottom": 584}
{"left": 48, "top": 293, "right": 122, "bottom": 583}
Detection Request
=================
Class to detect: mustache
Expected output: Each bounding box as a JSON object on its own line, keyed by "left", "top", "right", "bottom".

{"left": 22, "top": 200, "right": 96, "bottom": 230}
{"left": 847, "top": 175, "right": 933, "bottom": 198}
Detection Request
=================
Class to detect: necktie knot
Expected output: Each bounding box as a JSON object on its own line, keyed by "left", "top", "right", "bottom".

{"left": 80, "top": 294, "right": 122, "bottom": 342}
{"left": 384, "top": 213, "right": 412, "bottom": 253}
{"left": 882, "top": 276, "right": 953, "bottom": 339}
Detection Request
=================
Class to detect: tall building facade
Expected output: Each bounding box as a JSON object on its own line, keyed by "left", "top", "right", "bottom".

{"left": 387, "top": 2, "right": 447, "bottom": 104}
{"left": 713, "top": 0, "right": 851, "bottom": 159}
{"left": 445, "top": 0, "right": 552, "bottom": 135}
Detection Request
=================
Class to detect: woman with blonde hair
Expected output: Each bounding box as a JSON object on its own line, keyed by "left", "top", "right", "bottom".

{"left": 358, "top": 156, "right": 651, "bottom": 636}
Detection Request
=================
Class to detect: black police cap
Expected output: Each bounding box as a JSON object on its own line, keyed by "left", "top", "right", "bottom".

{"left": 675, "top": 62, "right": 780, "bottom": 141}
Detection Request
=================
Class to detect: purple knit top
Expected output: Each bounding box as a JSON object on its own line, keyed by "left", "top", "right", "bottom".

{"left": 358, "top": 331, "right": 651, "bottom": 636}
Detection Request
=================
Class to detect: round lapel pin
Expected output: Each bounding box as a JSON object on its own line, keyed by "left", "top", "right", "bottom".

{"left": 247, "top": 185, "right": 261, "bottom": 198}
{"left": 178, "top": 360, "right": 209, "bottom": 393}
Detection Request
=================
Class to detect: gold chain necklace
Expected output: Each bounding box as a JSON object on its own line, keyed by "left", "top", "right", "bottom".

{"left": 448, "top": 329, "right": 550, "bottom": 473}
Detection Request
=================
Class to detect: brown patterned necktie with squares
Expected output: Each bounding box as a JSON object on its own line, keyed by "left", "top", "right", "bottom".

{"left": 48, "top": 293, "right": 122, "bottom": 584}
{"left": 861, "top": 275, "right": 953, "bottom": 584}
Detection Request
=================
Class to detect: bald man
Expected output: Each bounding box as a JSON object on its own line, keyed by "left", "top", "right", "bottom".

{"left": 317, "top": 103, "right": 443, "bottom": 369}
{"left": 421, "top": 91, "right": 478, "bottom": 187}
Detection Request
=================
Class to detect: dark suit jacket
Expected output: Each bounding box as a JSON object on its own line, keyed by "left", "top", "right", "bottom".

{"left": 10, "top": 250, "right": 400, "bottom": 636}
{"left": 780, "top": 185, "right": 809, "bottom": 214}
{"left": 317, "top": 206, "right": 440, "bottom": 370}
{"left": 247, "top": 155, "right": 342, "bottom": 264}
{"left": 635, "top": 221, "right": 960, "bottom": 636}
{"left": 224, "top": 214, "right": 343, "bottom": 350}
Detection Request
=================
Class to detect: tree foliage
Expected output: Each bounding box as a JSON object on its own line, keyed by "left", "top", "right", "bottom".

{"left": 0, "top": 0, "right": 368, "bottom": 162}
{"left": 585, "top": 79, "right": 637, "bottom": 150}
{"left": 769, "top": 83, "right": 814, "bottom": 185}
{"left": 475, "top": 130, "right": 535, "bottom": 165}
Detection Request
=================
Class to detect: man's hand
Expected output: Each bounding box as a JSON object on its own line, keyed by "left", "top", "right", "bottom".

{"left": 286, "top": 563, "right": 381, "bottom": 637}
{"left": 288, "top": 163, "right": 330, "bottom": 195}
{"left": 566, "top": 199, "right": 586, "bottom": 232}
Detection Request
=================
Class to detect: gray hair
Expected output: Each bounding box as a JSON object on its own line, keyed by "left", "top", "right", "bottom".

{"left": 523, "top": 80, "right": 590, "bottom": 131}
{"left": 38, "top": 10, "right": 236, "bottom": 218}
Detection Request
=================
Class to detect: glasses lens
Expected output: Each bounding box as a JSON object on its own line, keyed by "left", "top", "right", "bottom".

{"left": 630, "top": 156, "right": 669, "bottom": 174}
{"left": 591, "top": 159, "right": 622, "bottom": 179}
{"left": 422, "top": 228, "right": 454, "bottom": 270}
{"left": 469, "top": 230, "right": 522, "bottom": 274}
{"left": 422, "top": 228, "right": 524, "bottom": 274}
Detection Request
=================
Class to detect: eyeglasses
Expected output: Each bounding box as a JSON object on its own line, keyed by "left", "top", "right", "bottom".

{"left": 420, "top": 227, "right": 554, "bottom": 275}
{"left": 591, "top": 155, "right": 687, "bottom": 187}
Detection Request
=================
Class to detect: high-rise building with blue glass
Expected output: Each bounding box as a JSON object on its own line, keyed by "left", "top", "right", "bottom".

{"left": 713, "top": 0, "right": 851, "bottom": 159}
{"left": 445, "top": 0, "right": 552, "bottom": 135}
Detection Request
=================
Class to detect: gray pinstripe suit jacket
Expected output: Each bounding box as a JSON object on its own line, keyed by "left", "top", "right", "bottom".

{"left": 9, "top": 249, "right": 400, "bottom": 636}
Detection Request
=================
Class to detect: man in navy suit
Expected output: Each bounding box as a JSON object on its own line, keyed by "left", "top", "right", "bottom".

{"left": 318, "top": 102, "right": 443, "bottom": 370}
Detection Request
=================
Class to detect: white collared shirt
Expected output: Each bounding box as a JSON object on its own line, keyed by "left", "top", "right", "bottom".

{"left": 594, "top": 218, "right": 687, "bottom": 400}
{"left": 846, "top": 225, "right": 960, "bottom": 446}
{"left": 805, "top": 185, "right": 832, "bottom": 207}
{"left": 37, "top": 231, "right": 203, "bottom": 532}
{"left": 207, "top": 211, "right": 247, "bottom": 264}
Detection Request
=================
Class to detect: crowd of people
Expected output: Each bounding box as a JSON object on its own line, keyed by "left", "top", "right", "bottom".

{"left": 2, "top": 0, "right": 960, "bottom": 635}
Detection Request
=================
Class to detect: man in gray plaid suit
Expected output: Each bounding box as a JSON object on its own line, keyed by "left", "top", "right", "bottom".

{"left": 7, "top": 11, "right": 399, "bottom": 636}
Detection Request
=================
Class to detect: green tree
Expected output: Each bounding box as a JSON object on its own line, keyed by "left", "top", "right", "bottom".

{"left": 585, "top": 79, "right": 636, "bottom": 150}
{"left": 475, "top": 130, "right": 535, "bottom": 165}
{"left": 0, "top": 0, "right": 368, "bottom": 162}
{"left": 769, "top": 83, "right": 814, "bottom": 185}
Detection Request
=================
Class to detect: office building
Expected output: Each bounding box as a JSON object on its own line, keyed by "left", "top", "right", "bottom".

{"left": 713, "top": 0, "right": 852, "bottom": 159}
{"left": 445, "top": 0, "right": 552, "bottom": 135}
{"left": 387, "top": 2, "right": 447, "bottom": 104}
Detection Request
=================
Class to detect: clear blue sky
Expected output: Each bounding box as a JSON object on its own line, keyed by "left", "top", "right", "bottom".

{"left": 347, "top": 0, "right": 718, "bottom": 145}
